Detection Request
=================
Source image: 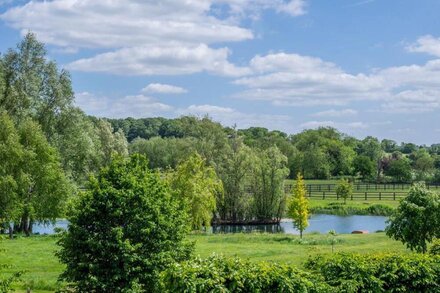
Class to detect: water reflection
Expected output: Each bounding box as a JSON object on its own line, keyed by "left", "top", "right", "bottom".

{"left": 30, "top": 215, "right": 388, "bottom": 235}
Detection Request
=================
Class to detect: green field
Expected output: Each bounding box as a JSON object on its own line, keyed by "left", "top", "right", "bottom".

{"left": 0, "top": 233, "right": 410, "bottom": 292}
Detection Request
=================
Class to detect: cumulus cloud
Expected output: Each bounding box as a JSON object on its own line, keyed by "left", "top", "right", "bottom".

{"left": 178, "top": 104, "right": 292, "bottom": 131}
{"left": 1, "top": 0, "right": 305, "bottom": 76}
{"left": 142, "top": 83, "right": 188, "bottom": 95}
{"left": 300, "top": 121, "right": 368, "bottom": 131}
{"left": 233, "top": 52, "right": 384, "bottom": 106}
{"left": 68, "top": 44, "right": 250, "bottom": 76}
{"left": 231, "top": 49, "right": 440, "bottom": 113}
{"left": 75, "top": 92, "right": 173, "bottom": 118}
{"left": 406, "top": 35, "right": 440, "bottom": 57}
{"left": 312, "top": 109, "right": 358, "bottom": 117}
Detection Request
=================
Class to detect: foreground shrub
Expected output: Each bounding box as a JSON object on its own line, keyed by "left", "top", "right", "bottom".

{"left": 430, "top": 239, "right": 440, "bottom": 255}
{"left": 306, "top": 253, "right": 440, "bottom": 292}
{"left": 161, "top": 254, "right": 329, "bottom": 292}
{"left": 57, "top": 155, "right": 193, "bottom": 292}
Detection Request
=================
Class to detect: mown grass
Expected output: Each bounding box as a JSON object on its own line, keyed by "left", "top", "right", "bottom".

{"left": 1, "top": 232, "right": 410, "bottom": 292}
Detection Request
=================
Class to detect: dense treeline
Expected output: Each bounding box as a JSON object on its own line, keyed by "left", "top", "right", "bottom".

{"left": 110, "top": 117, "right": 440, "bottom": 183}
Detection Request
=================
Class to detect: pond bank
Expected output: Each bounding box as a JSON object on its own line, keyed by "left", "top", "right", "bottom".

{"left": 310, "top": 203, "right": 395, "bottom": 216}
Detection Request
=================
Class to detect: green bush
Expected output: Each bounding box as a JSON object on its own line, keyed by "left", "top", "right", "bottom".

{"left": 57, "top": 155, "right": 193, "bottom": 292}
{"left": 161, "top": 254, "right": 329, "bottom": 293}
{"left": 305, "top": 253, "right": 440, "bottom": 292}
{"left": 430, "top": 239, "right": 440, "bottom": 255}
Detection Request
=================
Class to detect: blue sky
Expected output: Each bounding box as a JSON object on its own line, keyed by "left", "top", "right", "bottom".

{"left": 1, "top": 0, "right": 440, "bottom": 144}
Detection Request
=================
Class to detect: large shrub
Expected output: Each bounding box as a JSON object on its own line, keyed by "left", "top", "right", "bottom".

{"left": 306, "top": 253, "right": 440, "bottom": 292}
{"left": 161, "top": 254, "right": 328, "bottom": 293}
{"left": 57, "top": 154, "right": 193, "bottom": 292}
{"left": 386, "top": 183, "right": 440, "bottom": 253}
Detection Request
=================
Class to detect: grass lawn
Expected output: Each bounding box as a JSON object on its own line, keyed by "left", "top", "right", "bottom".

{"left": 0, "top": 232, "right": 410, "bottom": 292}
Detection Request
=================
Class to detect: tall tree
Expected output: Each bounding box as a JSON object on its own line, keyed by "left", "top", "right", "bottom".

{"left": 169, "top": 153, "right": 222, "bottom": 230}
{"left": 58, "top": 154, "right": 193, "bottom": 292}
{"left": 0, "top": 112, "right": 71, "bottom": 236}
{"left": 251, "top": 146, "right": 289, "bottom": 221}
{"left": 216, "top": 135, "right": 254, "bottom": 222}
{"left": 288, "top": 173, "right": 309, "bottom": 238}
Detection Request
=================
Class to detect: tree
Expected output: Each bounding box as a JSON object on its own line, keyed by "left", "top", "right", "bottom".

{"left": 385, "top": 158, "right": 412, "bottom": 183}
{"left": 336, "top": 179, "right": 353, "bottom": 204}
{"left": 353, "top": 155, "right": 376, "bottom": 180}
{"left": 302, "top": 146, "right": 330, "bottom": 179}
{"left": 57, "top": 154, "right": 193, "bottom": 292}
{"left": 95, "top": 118, "right": 128, "bottom": 164}
{"left": 251, "top": 146, "right": 290, "bottom": 221}
{"left": 169, "top": 153, "right": 223, "bottom": 230}
{"left": 0, "top": 112, "right": 71, "bottom": 236}
{"left": 0, "top": 112, "right": 23, "bottom": 238}
{"left": 288, "top": 173, "right": 309, "bottom": 238}
{"left": 386, "top": 184, "right": 440, "bottom": 253}
{"left": 216, "top": 135, "right": 254, "bottom": 222}
{"left": 357, "top": 136, "right": 383, "bottom": 180}
{"left": 412, "top": 149, "right": 434, "bottom": 180}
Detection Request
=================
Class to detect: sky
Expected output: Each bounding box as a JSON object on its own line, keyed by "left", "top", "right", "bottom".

{"left": 1, "top": 0, "right": 440, "bottom": 144}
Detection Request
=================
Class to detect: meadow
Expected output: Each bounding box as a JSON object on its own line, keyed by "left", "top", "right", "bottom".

{"left": 0, "top": 233, "right": 410, "bottom": 292}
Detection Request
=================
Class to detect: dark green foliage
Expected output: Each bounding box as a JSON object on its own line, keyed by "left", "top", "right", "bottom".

{"left": 161, "top": 255, "right": 328, "bottom": 293}
{"left": 429, "top": 239, "right": 440, "bottom": 255}
{"left": 385, "top": 158, "right": 412, "bottom": 183}
{"left": 353, "top": 155, "right": 375, "bottom": 180}
{"left": 386, "top": 184, "right": 440, "bottom": 253}
{"left": 306, "top": 253, "right": 440, "bottom": 292}
{"left": 57, "top": 154, "right": 193, "bottom": 292}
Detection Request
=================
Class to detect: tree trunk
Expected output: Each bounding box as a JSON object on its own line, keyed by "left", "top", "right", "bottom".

{"left": 300, "top": 230, "right": 303, "bottom": 239}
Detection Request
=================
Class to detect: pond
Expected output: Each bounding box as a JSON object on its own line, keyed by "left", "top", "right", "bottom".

{"left": 31, "top": 215, "right": 388, "bottom": 235}
{"left": 211, "top": 215, "right": 388, "bottom": 234}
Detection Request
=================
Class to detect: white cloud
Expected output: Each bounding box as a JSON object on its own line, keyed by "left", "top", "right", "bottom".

{"left": 312, "top": 109, "right": 358, "bottom": 117}
{"left": 233, "top": 52, "right": 384, "bottom": 106}
{"left": 76, "top": 92, "right": 173, "bottom": 118}
{"left": 68, "top": 44, "right": 250, "bottom": 76}
{"left": 300, "top": 121, "right": 368, "bottom": 131}
{"left": 231, "top": 49, "right": 440, "bottom": 113}
{"left": 178, "top": 104, "right": 291, "bottom": 130}
{"left": 407, "top": 35, "right": 440, "bottom": 57}
{"left": 142, "top": 83, "right": 188, "bottom": 95}
{"left": 1, "top": 0, "right": 305, "bottom": 76}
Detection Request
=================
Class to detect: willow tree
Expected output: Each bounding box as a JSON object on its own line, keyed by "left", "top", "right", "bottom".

{"left": 169, "top": 153, "right": 223, "bottom": 230}
{"left": 251, "top": 146, "right": 289, "bottom": 222}
{"left": 288, "top": 173, "right": 309, "bottom": 238}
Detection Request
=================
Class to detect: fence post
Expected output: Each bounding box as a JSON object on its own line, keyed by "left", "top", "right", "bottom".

{"left": 365, "top": 192, "right": 367, "bottom": 200}
{"left": 393, "top": 192, "right": 396, "bottom": 200}
{"left": 322, "top": 191, "right": 325, "bottom": 200}
{"left": 379, "top": 192, "right": 382, "bottom": 200}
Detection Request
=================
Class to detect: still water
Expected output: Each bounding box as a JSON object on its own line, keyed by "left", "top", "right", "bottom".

{"left": 211, "top": 215, "right": 388, "bottom": 234}
{"left": 32, "top": 215, "right": 388, "bottom": 235}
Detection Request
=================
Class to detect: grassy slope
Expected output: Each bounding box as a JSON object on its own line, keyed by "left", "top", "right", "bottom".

{"left": 1, "top": 233, "right": 409, "bottom": 292}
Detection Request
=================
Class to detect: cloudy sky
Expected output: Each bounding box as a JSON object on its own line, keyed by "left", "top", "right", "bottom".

{"left": 1, "top": 0, "right": 440, "bottom": 144}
